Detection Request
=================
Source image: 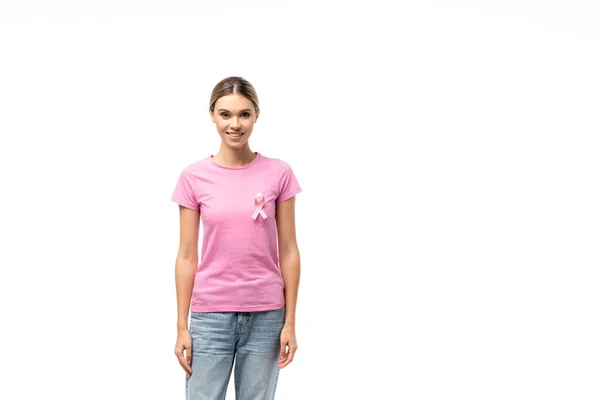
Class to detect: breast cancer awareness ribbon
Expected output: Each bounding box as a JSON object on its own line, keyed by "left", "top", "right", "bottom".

{"left": 252, "top": 192, "right": 267, "bottom": 220}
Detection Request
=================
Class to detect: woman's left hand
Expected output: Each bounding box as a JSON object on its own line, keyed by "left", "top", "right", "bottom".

{"left": 278, "top": 326, "right": 298, "bottom": 369}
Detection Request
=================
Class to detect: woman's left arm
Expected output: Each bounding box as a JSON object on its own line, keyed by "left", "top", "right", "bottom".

{"left": 276, "top": 195, "right": 300, "bottom": 369}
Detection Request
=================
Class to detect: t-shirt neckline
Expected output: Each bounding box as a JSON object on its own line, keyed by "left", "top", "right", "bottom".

{"left": 209, "top": 152, "right": 260, "bottom": 170}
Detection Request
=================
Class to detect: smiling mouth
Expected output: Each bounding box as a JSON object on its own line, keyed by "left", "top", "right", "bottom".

{"left": 227, "top": 132, "right": 244, "bottom": 137}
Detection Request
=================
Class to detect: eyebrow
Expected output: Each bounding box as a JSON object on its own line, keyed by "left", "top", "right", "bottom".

{"left": 217, "top": 109, "right": 252, "bottom": 113}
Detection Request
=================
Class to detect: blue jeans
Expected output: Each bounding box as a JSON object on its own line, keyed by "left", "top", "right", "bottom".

{"left": 185, "top": 306, "right": 286, "bottom": 400}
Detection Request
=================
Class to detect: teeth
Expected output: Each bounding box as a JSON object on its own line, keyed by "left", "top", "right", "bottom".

{"left": 228, "top": 132, "right": 242, "bottom": 137}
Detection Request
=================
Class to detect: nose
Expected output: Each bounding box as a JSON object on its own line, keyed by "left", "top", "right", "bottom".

{"left": 230, "top": 117, "right": 241, "bottom": 129}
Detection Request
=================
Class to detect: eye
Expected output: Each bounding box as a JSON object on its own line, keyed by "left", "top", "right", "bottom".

{"left": 242, "top": 112, "right": 250, "bottom": 117}
{"left": 220, "top": 112, "right": 229, "bottom": 118}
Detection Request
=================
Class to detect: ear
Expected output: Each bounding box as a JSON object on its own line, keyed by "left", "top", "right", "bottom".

{"left": 209, "top": 108, "right": 215, "bottom": 123}
{"left": 255, "top": 109, "right": 260, "bottom": 122}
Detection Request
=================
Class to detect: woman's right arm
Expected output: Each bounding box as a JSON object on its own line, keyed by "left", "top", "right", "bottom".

{"left": 175, "top": 205, "right": 200, "bottom": 330}
{"left": 174, "top": 205, "right": 200, "bottom": 375}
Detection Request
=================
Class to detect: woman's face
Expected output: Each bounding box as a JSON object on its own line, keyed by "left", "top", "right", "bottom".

{"left": 210, "top": 94, "right": 259, "bottom": 148}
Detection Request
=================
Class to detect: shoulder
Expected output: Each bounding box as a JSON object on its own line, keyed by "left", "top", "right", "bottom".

{"left": 259, "top": 153, "right": 292, "bottom": 172}
{"left": 178, "top": 157, "right": 210, "bottom": 177}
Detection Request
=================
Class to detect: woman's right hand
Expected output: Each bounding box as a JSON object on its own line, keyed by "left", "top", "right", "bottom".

{"left": 174, "top": 328, "right": 193, "bottom": 377}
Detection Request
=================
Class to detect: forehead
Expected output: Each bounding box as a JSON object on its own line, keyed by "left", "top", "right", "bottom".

{"left": 215, "top": 94, "right": 253, "bottom": 111}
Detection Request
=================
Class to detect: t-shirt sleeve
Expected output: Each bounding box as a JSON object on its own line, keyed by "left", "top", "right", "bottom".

{"left": 171, "top": 168, "right": 200, "bottom": 210}
{"left": 276, "top": 163, "right": 302, "bottom": 203}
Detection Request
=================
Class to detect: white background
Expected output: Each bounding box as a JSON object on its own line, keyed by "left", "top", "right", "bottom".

{"left": 1, "top": 1, "right": 599, "bottom": 399}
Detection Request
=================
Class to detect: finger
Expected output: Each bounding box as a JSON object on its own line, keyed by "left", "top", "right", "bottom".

{"left": 278, "top": 352, "right": 289, "bottom": 368}
{"left": 279, "top": 345, "right": 297, "bottom": 369}
{"left": 278, "top": 354, "right": 288, "bottom": 367}
{"left": 278, "top": 357, "right": 290, "bottom": 369}
{"left": 177, "top": 352, "right": 193, "bottom": 375}
{"left": 181, "top": 359, "right": 193, "bottom": 375}
{"left": 279, "top": 342, "right": 288, "bottom": 360}
{"left": 186, "top": 346, "right": 193, "bottom": 368}
{"left": 178, "top": 354, "right": 192, "bottom": 374}
{"left": 279, "top": 356, "right": 293, "bottom": 369}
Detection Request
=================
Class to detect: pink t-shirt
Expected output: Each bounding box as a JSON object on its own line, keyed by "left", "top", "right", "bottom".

{"left": 171, "top": 152, "right": 302, "bottom": 312}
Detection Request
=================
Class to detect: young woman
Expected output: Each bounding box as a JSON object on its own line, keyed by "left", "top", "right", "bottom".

{"left": 171, "top": 76, "right": 302, "bottom": 399}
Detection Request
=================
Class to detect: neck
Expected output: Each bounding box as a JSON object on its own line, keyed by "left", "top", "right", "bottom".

{"left": 212, "top": 146, "right": 256, "bottom": 167}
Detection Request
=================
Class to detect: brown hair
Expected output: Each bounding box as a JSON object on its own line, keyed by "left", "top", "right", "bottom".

{"left": 209, "top": 76, "right": 260, "bottom": 114}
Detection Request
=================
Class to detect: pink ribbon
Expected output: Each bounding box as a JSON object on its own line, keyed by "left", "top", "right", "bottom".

{"left": 252, "top": 192, "right": 267, "bottom": 220}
